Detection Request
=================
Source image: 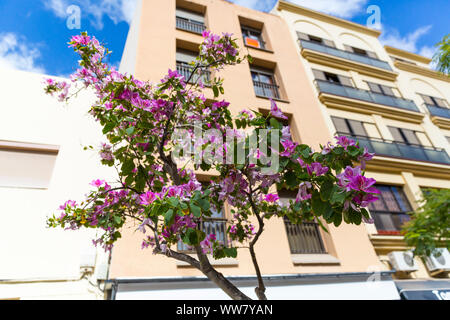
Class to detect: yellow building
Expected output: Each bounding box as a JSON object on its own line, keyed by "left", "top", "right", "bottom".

{"left": 107, "top": 0, "right": 407, "bottom": 300}
{"left": 274, "top": 0, "right": 450, "bottom": 299}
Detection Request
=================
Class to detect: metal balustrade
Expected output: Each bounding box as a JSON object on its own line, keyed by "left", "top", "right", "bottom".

{"left": 177, "top": 219, "right": 228, "bottom": 252}
{"left": 316, "top": 80, "right": 420, "bottom": 113}
{"left": 253, "top": 80, "right": 281, "bottom": 99}
{"left": 371, "top": 211, "right": 411, "bottom": 233}
{"left": 283, "top": 219, "right": 327, "bottom": 254}
{"left": 176, "top": 62, "right": 211, "bottom": 84}
{"left": 300, "top": 39, "right": 393, "bottom": 71}
{"left": 425, "top": 104, "right": 450, "bottom": 119}
{"left": 338, "top": 133, "right": 450, "bottom": 165}
{"left": 176, "top": 17, "right": 206, "bottom": 34}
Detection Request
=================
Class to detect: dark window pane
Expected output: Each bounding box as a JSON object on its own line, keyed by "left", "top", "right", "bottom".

{"left": 324, "top": 72, "right": 340, "bottom": 83}
{"left": 380, "top": 186, "right": 401, "bottom": 212}
{"left": 421, "top": 94, "right": 434, "bottom": 105}
{"left": 352, "top": 47, "right": 368, "bottom": 56}
{"left": 392, "top": 187, "right": 412, "bottom": 212}
{"left": 308, "top": 35, "right": 323, "bottom": 44}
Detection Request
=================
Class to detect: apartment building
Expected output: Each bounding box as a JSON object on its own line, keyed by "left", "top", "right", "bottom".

{"left": 0, "top": 68, "right": 113, "bottom": 300}
{"left": 274, "top": 0, "right": 450, "bottom": 299}
{"left": 110, "top": 0, "right": 400, "bottom": 300}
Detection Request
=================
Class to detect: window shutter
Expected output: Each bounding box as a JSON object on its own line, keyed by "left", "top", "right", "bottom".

{"left": 389, "top": 127, "right": 405, "bottom": 143}
{"left": 421, "top": 94, "right": 434, "bottom": 105}
{"left": 402, "top": 129, "right": 421, "bottom": 145}
{"left": 381, "top": 85, "right": 395, "bottom": 97}
{"left": 297, "top": 32, "right": 310, "bottom": 41}
{"left": 367, "top": 82, "right": 382, "bottom": 94}
{"left": 344, "top": 45, "right": 354, "bottom": 52}
{"left": 312, "top": 69, "right": 326, "bottom": 81}
{"left": 176, "top": 50, "right": 197, "bottom": 63}
{"left": 331, "top": 117, "right": 351, "bottom": 134}
{"left": 337, "top": 75, "right": 353, "bottom": 87}
{"left": 366, "top": 51, "right": 378, "bottom": 59}
{"left": 322, "top": 39, "right": 335, "bottom": 48}
{"left": 348, "top": 120, "right": 368, "bottom": 137}
{"left": 176, "top": 8, "right": 204, "bottom": 23}
{"left": 434, "top": 97, "right": 448, "bottom": 108}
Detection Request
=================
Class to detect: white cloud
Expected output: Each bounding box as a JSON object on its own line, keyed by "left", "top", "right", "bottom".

{"left": 288, "top": 0, "right": 368, "bottom": 18}
{"left": 380, "top": 25, "right": 432, "bottom": 53}
{"left": 231, "top": 0, "right": 368, "bottom": 18}
{"left": 43, "top": 0, "right": 137, "bottom": 29}
{"left": 0, "top": 33, "right": 45, "bottom": 73}
{"left": 418, "top": 45, "right": 436, "bottom": 59}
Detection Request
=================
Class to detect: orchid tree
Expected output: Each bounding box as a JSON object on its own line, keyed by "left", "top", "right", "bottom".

{"left": 45, "top": 31, "right": 379, "bottom": 300}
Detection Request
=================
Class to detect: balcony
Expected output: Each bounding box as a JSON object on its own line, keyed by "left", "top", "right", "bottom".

{"left": 176, "top": 16, "right": 206, "bottom": 35}
{"left": 299, "top": 40, "right": 397, "bottom": 81}
{"left": 340, "top": 133, "right": 450, "bottom": 165}
{"left": 425, "top": 104, "right": 450, "bottom": 130}
{"left": 176, "top": 61, "right": 211, "bottom": 84}
{"left": 253, "top": 80, "right": 280, "bottom": 99}
{"left": 284, "top": 219, "right": 327, "bottom": 254}
{"left": 316, "top": 80, "right": 424, "bottom": 123}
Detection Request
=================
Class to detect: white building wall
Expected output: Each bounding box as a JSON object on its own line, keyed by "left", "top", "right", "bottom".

{"left": 0, "top": 68, "right": 116, "bottom": 300}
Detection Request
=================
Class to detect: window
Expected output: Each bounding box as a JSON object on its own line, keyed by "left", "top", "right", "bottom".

{"left": 331, "top": 117, "right": 369, "bottom": 138}
{"left": 367, "top": 185, "right": 412, "bottom": 234}
{"left": 344, "top": 45, "right": 378, "bottom": 59}
{"left": 175, "top": 8, "right": 206, "bottom": 34}
{"left": 297, "top": 32, "right": 335, "bottom": 48}
{"left": 419, "top": 94, "right": 449, "bottom": 109}
{"left": 176, "top": 49, "right": 210, "bottom": 84}
{"left": 366, "top": 82, "right": 395, "bottom": 97}
{"left": 390, "top": 56, "right": 417, "bottom": 65}
{"left": 250, "top": 66, "right": 280, "bottom": 99}
{"left": 0, "top": 140, "right": 59, "bottom": 189}
{"left": 242, "top": 26, "right": 265, "bottom": 49}
{"left": 278, "top": 190, "right": 327, "bottom": 254}
{"left": 312, "top": 69, "right": 354, "bottom": 87}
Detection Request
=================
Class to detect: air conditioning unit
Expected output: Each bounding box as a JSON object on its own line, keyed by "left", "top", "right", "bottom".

{"left": 424, "top": 248, "right": 450, "bottom": 275}
{"left": 80, "top": 251, "right": 97, "bottom": 273}
{"left": 388, "top": 251, "right": 419, "bottom": 272}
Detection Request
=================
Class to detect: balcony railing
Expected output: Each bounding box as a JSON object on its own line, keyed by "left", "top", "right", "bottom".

{"left": 176, "top": 16, "right": 206, "bottom": 34}
{"left": 176, "top": 61, "right": 211, "bottom": 84}
{"left": 371, "top": 211, "right": 410, "bottom": 235}
{"left": 300, "top": 39, "right": 393, "bottom": 71}
{"left": 253, "top": 80, "right": 280, "bottom": 99}
{"left": 178, "top": 219, "right": 227, "bottom": 252}
{"left": 316, "top": 80, "right": 420, "bottom": 113}
{"left": 425, "top": 104, "right": 450, "bottom": 119}
{"left": 284, "top": 219, "right": 327, "bottom": 254}
{"left": 338, "top": 133, "right": 450, "bottom": 165}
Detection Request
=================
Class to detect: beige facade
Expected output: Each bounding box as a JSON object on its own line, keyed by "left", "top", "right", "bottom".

{"left": 274, "top": 0, "right": 450, "bottom": 290}
{"left": 109, "top": 0, "right": 407, "bottom": 300}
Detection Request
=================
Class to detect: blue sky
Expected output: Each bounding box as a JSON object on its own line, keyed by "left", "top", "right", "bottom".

{"left": 0, "top": 0, "right": 448, "bottom": 77}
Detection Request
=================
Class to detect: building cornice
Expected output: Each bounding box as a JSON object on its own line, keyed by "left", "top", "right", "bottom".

{"left": 393, "top": 61, "right": 450, "bottom": 83}
{"left": 277, "top": 1, "right": 381, "bottom": 38}
{"left": 366, "top": 156, "right": 450, "bottom": 180}
{"left": 384, "top": 45, "right": 432, "bottom": 65}
{"left": 430, "top": 116, "right": 450, "bottom": 130}
{"left": 301, "top": 48, "right": 398, "bottom": 81}
{"left": 319, "top": 93, "right": 424, "bottom": 124}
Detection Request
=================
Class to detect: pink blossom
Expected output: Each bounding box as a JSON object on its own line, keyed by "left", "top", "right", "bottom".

{"left": 269, "top": 99, "right": 288, "bottom": 120}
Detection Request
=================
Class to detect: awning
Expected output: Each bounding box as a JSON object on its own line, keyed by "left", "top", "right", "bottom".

{"left": 395, "top": 280, "right": 450, "bottom": 300}
{"left": 111, "top": 271, "right": 401, "bottom": 300}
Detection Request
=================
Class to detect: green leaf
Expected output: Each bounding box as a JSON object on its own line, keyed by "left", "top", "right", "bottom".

{"left": 284, "top": 171, "right": 297, "bottom": 188}
{"left": 330, "top": 188, "right": 346, "bottom": 204}
{"left": 113, "top": 216, "right": 122, "bottom": 225}
{"left": 333, "top": 212, "right": 343, "bottom": 227}
{"left": 320, "top": 180, "right": 334, "bottom": 201}
{"left": 164, "top": 209, "right": 175, "bottom": 225}
{"left": 182, "top": 228, "right": 200, "bottom": 245}
{"left": 312, "top": 192, "right": 332, "bottom": 217}
{"left": 190, "top": 203, "right": 201, "bottom": 217}
{"left": 197, "top": 198, "right": 210, "bottom": 212}
{"left": 103, "top": 122, "right": 116, "bottom": 134}
{"left": 125, "top": 126, "right": 135, "bottom": 136}
{"left": 122, "top": 159, "right": 135, "bottom": 175}
{"left": 212, "top": 85, "right": 219, "bottom": 97}
{"left": 168, "top": 197, "right": 180, "bottom": 208}
{"left": 269, "top": 117, "right": 281, "bottom": 130}
{"left": 223, "top": 247, "right": 238, "bottom": 258}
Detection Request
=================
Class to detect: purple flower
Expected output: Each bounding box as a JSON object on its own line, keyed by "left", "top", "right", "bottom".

{"left": 90, "top": 179, "right": 105, "bottom": 188}
{"left": 296, "top": 182, "right": 312, "bottom": 202}
{"left": 306, "top": 162, "right": 329, "bottom": 176}
{"left": 269, "top": 99, "right": 288, "bottom": 120}
{"left": 358, "top": 147, "right": 374, "bottom": 169}
{"left": 140, "top": 191, "right": 158, "bottom": 205}
{"left": 264, "top": 193, "right": 280, "bottom": 202}
{"left": 347, "top": 175, "right": 379, "bottom": 194}
{"left": 280, "top": 139, "right": 297, "bottom": 157}
{"left": 335, "top": 136, "right": 357, "bottom": 150}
